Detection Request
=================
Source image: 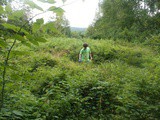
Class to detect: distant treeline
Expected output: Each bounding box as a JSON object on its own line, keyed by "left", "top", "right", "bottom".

{"left": 86, "top": 0, "right": 160, "bottom": 43}
{"left": 71, "top": 27, "right": 86, "bottom": 32}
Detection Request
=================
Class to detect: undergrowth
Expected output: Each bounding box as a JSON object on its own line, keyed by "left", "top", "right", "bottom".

{"left": 0, "top": 37, "right": 160, "bottom": 119}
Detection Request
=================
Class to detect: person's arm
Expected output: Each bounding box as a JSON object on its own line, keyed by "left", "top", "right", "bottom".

{"left": 89, "top": 48, "right": 93, "bottom": 60}
{"left": 79, "top": 54, "right": 82, "bottom": 60}
{"left": 79, "top": 49, "right": 82, "bottom": 61}
{"left": 90, "top": 53, "right": 93, "bottom": 60}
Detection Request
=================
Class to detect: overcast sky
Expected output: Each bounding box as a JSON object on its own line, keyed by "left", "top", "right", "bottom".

{"left": 32, "top": 0, "right": 99, "bottom": 28}
{"left": 61, "top": 0, "right": 99, "bottom": 28}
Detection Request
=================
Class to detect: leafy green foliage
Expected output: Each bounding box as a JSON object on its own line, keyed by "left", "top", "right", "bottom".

{"left": 0, "top": 0, "right": 159, "bottom": 119}
{"left": 0, "top": 0, "right": 66, "bottom": 107}
{"left": 38, "top": 0, "right": 56, "bottom": 4}
{"left": 1, "top": 37, "right": 159, "bottom": 119}
{"left": 24, "top": 0, "right": 43, "bottom": 11}
{"left": 2, "top": 23, "right": 21, "bottom": 33}
{"left": 40, "top": 16, "right": 71, "bottom": 37}
{"left": 13, "top": 34, "right": 25, "bottom": 41}
{"left": 2, "top": 23, "right": 29, "bottom": 35}
{"left": 0, "top": 5, "right": 4, "bottom": 14}
{"left": 41, "top": 22, "right": 58, "bottom": 35}
{"left": 8, "top": 10, "right": 25, "bottom": 20}
{"left": 145, "top": 34, "right": 160, "bottom": 53}
{"left": 32, "top": 18, "right": 44, "bottom": 33}
{"left": 35, "top": 37, "right": 47, "bottom": 42}
{"left": 48, "top": 6, "right": 56, "bottom": 11}
{"left": 48, "top": 7, "right": 65, "bottom": 16}
{"left": 0, "top": 38, "right": 7, "bottom": 48}
{"left": 87, "top": 0, "right": 160, "bottom": 42}
{"left": 5, "top": 3, "right": 12, "bottom": 13}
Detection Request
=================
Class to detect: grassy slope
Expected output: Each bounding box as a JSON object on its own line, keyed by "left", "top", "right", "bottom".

{"left": 1, "top": 37, "right": 160, "bottom": 119}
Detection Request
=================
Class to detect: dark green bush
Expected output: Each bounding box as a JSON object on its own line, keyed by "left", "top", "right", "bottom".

{"left": 29, "top": 57, "right": 57, "bottom": 72}
{"left": 77, "top": 81, "right": 118, "bottom": 118}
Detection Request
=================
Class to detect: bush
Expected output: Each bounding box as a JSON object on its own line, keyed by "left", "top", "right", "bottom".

{"left": 0, "top": 37, "right": 160, "bottom": 119}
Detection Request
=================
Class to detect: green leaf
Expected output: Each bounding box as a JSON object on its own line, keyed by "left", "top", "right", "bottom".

{"left": 47, "top": 0, "right": 56, "bottom": 4}
{"left": 12, "top": 110, "right": 23, "bottom": 117}
{"left": 5, "top": 4, "right": 12, "bottom": 13}
{"left": 0, "top": 38, "right": 8, "bottom": 48}
{"left": 53, "top": 7, "right": 65, "bottom": 16}
{"left": 2, "top": 23, "right": 29, "bottom": 35}
{"left": 38, "top": 0, "right": 56, "bottom": 4}
{"left": 26, "top": 34, "right": 34, "bottom": 40}
{"left": 7, "top": 65, "right": 19, "bottom": 71}
{"left": 2, "top": 23, "right": 19, "bottom": 32}
{"left": 21, "top": 41, "right": 32, "bottom": 47}
{"left": 12, "top": 50, "right": 28, "bottom": 55}
{"left": 43, "top": 22, "right": 57, "bottom": 32}
{"left": 11, "top": 50, "right": 29, "bottom": 57}
{"left": 35, "top": 37, "right": 47, "bottom": 42}
{"left": 29, "top": 40, "right": 39, "bottom": 46}
{"left": 25, "top": 34, "right": 39, "bottom": 45}
{"left": 0, "top": 63, "right": 4, "bottom": 69}
{"left": 32, "top": 18, "right": 44, "bottom": 33}
{"left": 36, "top": 18, "right": 44, "bottom": 24}
{"left": 48, "top": 6, "right": 65, "bottom": 16}
{"left": 32, "top": 24, "right": 39, "bottom": 33}
{"left": 13, "top": 34, "right": 25, "bottom": 41}
{"left": 0, "top": 5, "right": 4, "bottom": 14}
{"left": 20, "top": 29, "right": 29, "bottom": 35}
{"left": 24, "top": 1, "right": 43, "bottom": 11}
{"left": 48, "top": 6, "right": 56, "bottom": 11}
{"left": 8, "top": 10, "right": 24, "bottom": 20}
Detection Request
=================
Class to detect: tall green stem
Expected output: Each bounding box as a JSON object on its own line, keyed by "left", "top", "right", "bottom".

{"left": 1, "top": 39, "right": 16, "bottom": 110}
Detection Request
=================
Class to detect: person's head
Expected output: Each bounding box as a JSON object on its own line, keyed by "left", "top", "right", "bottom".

{"left": 83, "top": 43, "right": 88, "bottom": 49}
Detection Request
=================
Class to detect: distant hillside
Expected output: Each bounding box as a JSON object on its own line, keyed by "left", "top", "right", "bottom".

{"left": 71, "top": 27, "right": 87, "bottom": 32}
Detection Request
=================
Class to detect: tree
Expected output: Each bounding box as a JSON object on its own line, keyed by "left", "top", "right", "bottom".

{"left": 54, "top": 16, "right": 71, "bottom": 37}
{"left": 0, "top": 0, "right": 65, "bottom": 110}
{"left": 87, "top": 0, "right": 160, "bottom": 42}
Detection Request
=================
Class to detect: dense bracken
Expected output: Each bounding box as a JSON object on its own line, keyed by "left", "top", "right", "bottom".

{"left": 0, "top": 38, "right": 159, "bottom": 119}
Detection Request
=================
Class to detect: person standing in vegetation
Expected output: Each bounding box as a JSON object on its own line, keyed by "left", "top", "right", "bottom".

{"left": 79, "top": 43, "right": 92, "bottom": 62}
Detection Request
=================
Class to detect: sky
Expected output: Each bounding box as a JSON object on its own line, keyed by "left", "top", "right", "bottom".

{"left": 32, "top": 0, "right": 99, "bottom": 28}
{"left": 60, "top": 0, "right": 99, "bottom": 28}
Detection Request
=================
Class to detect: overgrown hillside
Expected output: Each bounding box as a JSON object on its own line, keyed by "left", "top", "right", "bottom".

{"left": 0, "top": 38, "right": 160, "bottom": 119}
